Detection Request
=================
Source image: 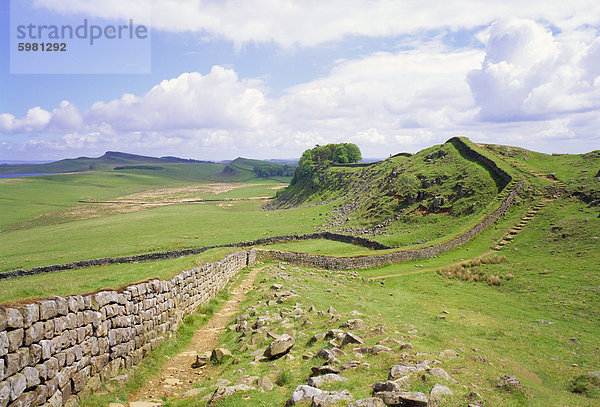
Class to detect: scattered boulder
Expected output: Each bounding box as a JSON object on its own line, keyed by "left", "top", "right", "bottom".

{"left": 497, "top": 375, "right": 522, "bottom": 390}
{"left": 271, "top": 284, "right": 284, "bottom": 290}
{"left": 258, "top": 376, "right": 274, "bottom": 392}
{"left": 342, "top": 333, "right": 364, "bottom": 346}
{"left": 312, "top": 389, "right": 354, "bottom": 406}
{"left": 342, "top": 360, "right": 371, "bottom": 370}
{"left": 425, "top": 367, "right": 457, "bottom": 383}
{"left": 372, "top": 381, "right": 402, "bottom": 393}
{"left": 311, "top": 365, "right": 343, "bottom": 377}
{"left": 181, "top": 387, "right": 207, "bottom": 399}
{"left": 308, "top": 373, "right": 348, "bottom": 389}
{"left": 211, "top": 348, "right": 233, "bottom": 364}
{"left": 192, "top": 351, "right": 212, "bottom": 368}
{"left": 438, "top": 349, "right": 459, "bottom": 358}
{"left": 342, "top": 319, "right": 368, "bottom": 330}
{"left": 288, "top": 385, "right": 325, "bottom": 405}
{"left": 389, "top": 362, "right": 429, "bottom": 379}
{"left": 348, "top": 398, "right": 386, "bottom": 407}
{"left": 264, "top": 334, "right": 295, "bottom": 359}
{"left": 429, "top": 383, "right": 453, "bottom": 403}
{"left": 374, "top": 391, "right": 428, "bottom": 407}
{"left": 208, "top": 384, "right": 254, "bottom": 405}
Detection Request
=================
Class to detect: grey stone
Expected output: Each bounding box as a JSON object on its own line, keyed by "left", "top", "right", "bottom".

{"left": 589, "top": 372, "right": 600, "bottom": 379}
{"left": 38, "top": 300, "right": 57, "bottom": 320}
{"left": 258, "top": 376, "right": 274, "bottom": 392}
{"left": 91, "top": 291, "right": 118, "bottom": 310}
{"left": 289, "top": 385, "right": 325, "bottom": 405}
{"left": 429, "top": 384, "right": 453, "bottom": 403}
{"left": 24, "top": 321, "right": 44, "bottom": 346}
{"left": 191, "top": 351, "right": 212, "bottom": 368}
{"left": 7, "top": 329, "right": 24, "bottom": 352}
{"left": 342, "top": 360, "right": 370, "bottom": 370}
{"left": 311, "top": 365, "right": 343, "bottom": 376}
{"left": 343, "top": 319, "right": 368, "bottom": 330}
{"left": 426, "top": 367, "right": 457, "bottom": 383}
{"left": 0, "top": 332, "right": 8, "bottom": 357}
{"left": 0, "top": 358, "right": 4, "bottom": 381}
{"left": 342, "top": 332, "right": 364, "bottom": 346}
{"left": 374, "top": 391, "right": 428, "bottom": 407}
{"left": 210, "top": 348, "right": 233, "bottom": 363}
{"left": 8, "top": 373, "right": 26, "bottom": 401}
{"left": 389, "top": 363, "right": 429, "bottom": 379}
{"left": 0, "top": 380, "right": 9, "bottom": 407}
{"left": 53, "top": 297, "right": 68, "bottom": 316}
{"left": 311, "top": 389, "right": 354, "bottom": 406}
{"left": 5, "top": 308, "right": 23, "bottom": 329}
{"left": 264, "top": 334, "right": 294, "bottom": 359}
{"left": 373, "top": 380, "right": 402, "bottom": 393}
{"left": 23, "top": 367, "right": 40, "bottom": 388}
{"left": 46, "top": 390, "right": 63, "bottom": 407}
{"left": 308, "top": 373, "right": 348, "bottom": 389}
{"left": 0, "top": 309, "right": 6, "bottom": 332}
{"left": 181, "top": 387, "right": 206, "bottom": 399}
{"left": 270, "top": 284, "right": 283, "bottom": 290}
{"left": 208, "top": 384, "right": 254, "bottom": 405}
{"left": 348, "top": 397, "right": 386, "bottom": 407}
{"left": 19, "top": 304, "right": 39, "bottom": 328}
{"left": 438, "top": 349, "right": 460, "bottom": 358}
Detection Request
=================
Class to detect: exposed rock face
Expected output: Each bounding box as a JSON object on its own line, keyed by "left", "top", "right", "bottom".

{"left": 264, "top": 334, "right": 295, "bottom": 359}
{"left": 342, "top": 332, "right": 364, "bottom": 346}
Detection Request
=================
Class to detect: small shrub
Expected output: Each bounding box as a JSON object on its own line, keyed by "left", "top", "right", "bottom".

{"left": 487, "top": 275, "right": 501, "bottom": 286}
{"left": 568, "top": 374, "right": 600, "bottom": 396}
{"left": 276, "top": 368, "right": 293, "bottom": 386}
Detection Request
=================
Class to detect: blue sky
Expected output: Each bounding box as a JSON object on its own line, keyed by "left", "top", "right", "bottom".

{"left": 1, "top": 0, "right": 599, "bottom": 161}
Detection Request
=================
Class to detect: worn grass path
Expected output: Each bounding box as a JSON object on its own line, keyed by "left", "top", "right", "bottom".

{"left": 130, "top": 267, "right": 260, "bottom": 404}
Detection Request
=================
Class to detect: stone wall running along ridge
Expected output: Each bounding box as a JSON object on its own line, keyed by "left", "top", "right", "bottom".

{"left": 0, "top": 250, "right": 254, "bottom": 407}
{"left": 255, "top": 180, "right": 525, "bottom": 270}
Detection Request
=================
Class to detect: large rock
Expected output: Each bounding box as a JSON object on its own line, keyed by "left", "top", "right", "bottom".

{"left": 389, "top": 362, "right": 429, "bottom": 379}
{"left": 342, "top": 319, "right": 368, "bottom": 330}
{"left": 258, "top": 376, "right": 274, "bottom": 392}
{"left": 374, "top": 391, "right": 428, "bottom": 407}
{"left": 289, "top": 385, "right": 325, "bottom": 405}
{"left": 342, "top": 333, "right": 364, "bottom": 346}
{"left": 308, "top": 373, "right": 348, "bottom": 389}
{"left": 208, "top": 384, "right": 254, "bottom": 405}
{"left": 348, "top": 398, "right": 386, "bottom": 407}
{"left": 429, "top": 384, "right": 453, "bottom": 403}
{"left": 312, "top": 389, "right": 354, "bottom": 406}
{"left": 191, "top": 351, "right": 212, "bottom": 368}
{"left": 311, "top": 365, "right": 343, "bottom": 376}
{"left": 210, "top": 348, "right": 233, "bottom": 364}
{"left": 372, "top": 381, "right": 402, "bottom": 393}
{"left": 264, "top": 334, "right": 294, "bottom": 359}
{"left": 426, "top": 367, "right": 457, "bottom": 383}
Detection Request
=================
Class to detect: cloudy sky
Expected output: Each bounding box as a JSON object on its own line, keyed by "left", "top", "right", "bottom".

{"left": 1, "top": 0, "right": 600, "bottom": 161}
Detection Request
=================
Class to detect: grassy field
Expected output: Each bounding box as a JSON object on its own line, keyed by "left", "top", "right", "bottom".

{"left": 85, "top": 198, "right": 599, "bottom": 406}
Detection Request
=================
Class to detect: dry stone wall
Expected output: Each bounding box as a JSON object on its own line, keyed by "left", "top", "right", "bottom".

{"left": 0, "top": 250, "right": 253, "bottom": 407}
{"left": 256, "top": 180, "right": 525, "bottom": 270}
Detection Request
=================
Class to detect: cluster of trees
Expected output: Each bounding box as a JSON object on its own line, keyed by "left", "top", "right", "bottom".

{"left": 253, "top": 163, "right": 295, "bottom": 178}
{"left": 291, "top": 143, "right": 362, "bottom": 186}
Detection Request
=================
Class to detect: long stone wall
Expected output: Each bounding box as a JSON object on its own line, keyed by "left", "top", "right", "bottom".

{"left": 0, "top": 250, "right": 253, "bottom": 407}
{"left": 255, "top": 180, "right": 525, "bottom": 270}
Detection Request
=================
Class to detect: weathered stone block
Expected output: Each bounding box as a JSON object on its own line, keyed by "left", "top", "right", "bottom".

{"left": 0, "top": 332, "right": 7, "bottom": 357}
{"left": 35, "top": 363, "right": 48, "bottom": 381}
{"left": 43, "top": 320, "right": 54, "bottom": 339}
{"left": 24, "top": 321, "right": 44, "bottom": 346}
{"left": 28, "top": 343, "right": 42, "bottom": 366}
{"left": 38, "top": 300, "right": 57, "bottom": 321}
{"left": 0, "top": 380, "right": 9, "bottom": 407}
{"left": 72, "top": 366, "right": 90, "bottom": 392}
{"left": 43, "top": 358, "right": 58, "bottom": 379}
{"left": 7, "top": 328, "right": 24, "bottom": 352}
{"left": 0, "top": 359, "right": 4, "bottom": 381}
{"left": 23, "top": 366, "right": 40, "bottom": 388}
{"left": 91, "top": 291, "right": 118, "bottom": 310}
{"left": 4, "top": 309, "right": 23, "bottom": 330}
{"left": 53, "top": 297, "right": 68, "bottom": 316}
{"left": 19, "top": 305, "right": 39, "bottom": 329}
{"left": 8, "top": 373, "right": 26, "bottom": 401}
{"left": 33, "top": 384, "right": 47, "bottom": 406}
